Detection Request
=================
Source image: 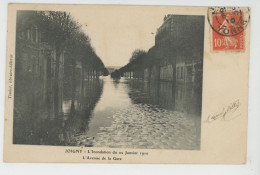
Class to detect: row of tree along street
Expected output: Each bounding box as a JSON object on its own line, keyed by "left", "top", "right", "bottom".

{"left": 14, "top": 11, "right": 108, "bottom": 119}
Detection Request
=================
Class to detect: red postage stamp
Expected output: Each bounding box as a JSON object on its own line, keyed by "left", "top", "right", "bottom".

{"left": 207, "top": 7, "right": 250, "bottom": 51}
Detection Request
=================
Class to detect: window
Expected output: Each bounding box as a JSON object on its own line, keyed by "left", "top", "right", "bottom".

{"left": 32, "top": 56, "right": 36, "bottom": 73}
{"left": 27, "top": 56, "right": 32, "bottom": 72}
{"left": 35, "top": 27, "right": 38, "bottom": 43}
{"left": 177, "top": 67, "right": 179, "bottom": 79}
{"left": 26, "top": 28, "right": 30, "bottom": 40}
{"left": 181, "top": 67, "right": 183, "bottom": 79}
{"left": 35, "top": 56, "right": 39, "bottom": 73}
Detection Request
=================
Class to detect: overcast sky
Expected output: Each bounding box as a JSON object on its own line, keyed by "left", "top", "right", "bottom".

{"left": 69, "top": 6, "right": 167, "bottom": 67}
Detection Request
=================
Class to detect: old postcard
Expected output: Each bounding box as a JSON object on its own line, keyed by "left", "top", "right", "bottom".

{"left": 4, "top": 4, "right": 250, "bottom": 163}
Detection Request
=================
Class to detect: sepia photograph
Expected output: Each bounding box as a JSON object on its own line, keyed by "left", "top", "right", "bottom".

{"left": 3, "top": 4, "right": 250, "bottom": 164}
{"left": 13, "top": 10, "right": 204, "bottom": 150}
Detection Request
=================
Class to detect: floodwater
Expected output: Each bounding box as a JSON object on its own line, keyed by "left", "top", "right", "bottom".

{"left": 14, "top": 76, "right": 202, "bottom": 150}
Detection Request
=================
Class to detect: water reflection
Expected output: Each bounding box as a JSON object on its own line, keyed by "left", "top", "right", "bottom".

{"left": 128, "top": 79, "right": 202, "bottom": 115}
{"left": 92, "top": 77, "right": 201, "bottom": 150}
{"left": 13, "top": 78, "right": 103, "bottom": 146}
{"left": 14, "top": 76, "right": 201, "bottom": 149}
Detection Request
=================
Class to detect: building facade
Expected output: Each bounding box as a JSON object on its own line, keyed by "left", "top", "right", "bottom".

{"left": 15, "top": 11, "right": 65, "bottom": 119}
{"left": 154, "top": 15, "right": 204, "bottom": 83}
{"left": 123, "top": 15, "right": 204, "bottom": 87}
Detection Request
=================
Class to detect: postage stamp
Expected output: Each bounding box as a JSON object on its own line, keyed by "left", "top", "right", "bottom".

{"left": 207, "top": 7, "right": 250, "bottom": 51}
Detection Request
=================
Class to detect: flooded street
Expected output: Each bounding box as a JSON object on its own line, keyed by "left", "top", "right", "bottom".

{"left": 14, "top": 76, "right": 201, "bottom": 150}
{"left": 13, "top": 11, "right": 203, "bottom": 151}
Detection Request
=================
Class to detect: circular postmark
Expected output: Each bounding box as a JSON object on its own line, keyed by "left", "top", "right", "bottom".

{"left": 207, "top": 7, "right": 250, "bottom": 37}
